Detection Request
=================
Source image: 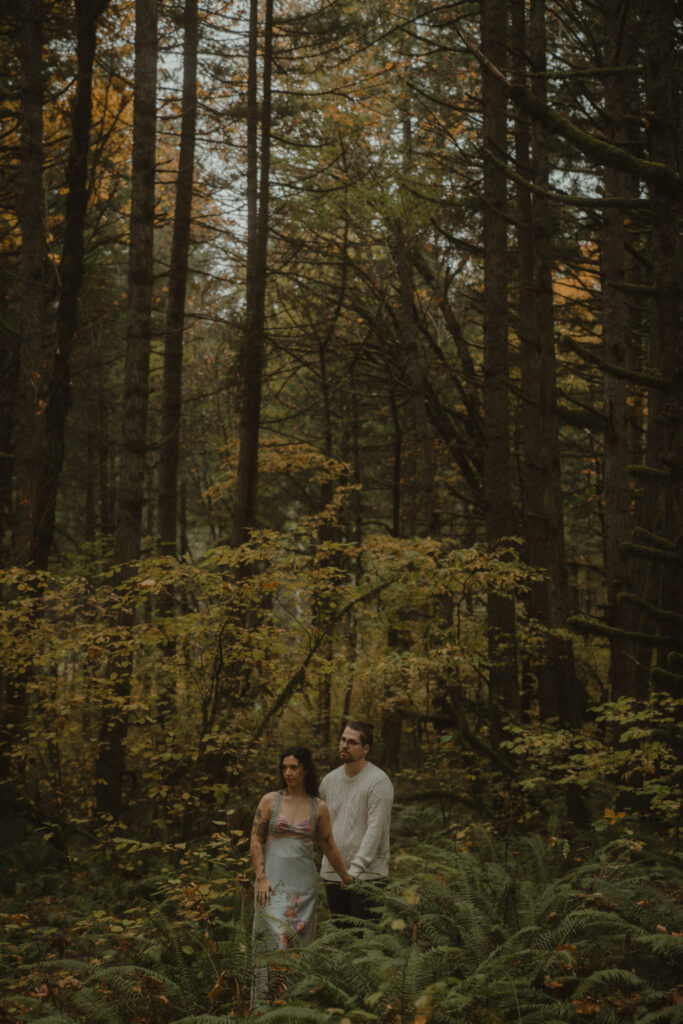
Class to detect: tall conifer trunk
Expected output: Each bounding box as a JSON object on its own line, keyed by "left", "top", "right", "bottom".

{"left": 95, "top": 0, "right": 157, "bottom": 816}
{"left": 158, "top": 0, "right": 198, "bottom": 558}
{"left": 155, "top": 0, "right": 199, "bottom": 724}
{"left": 523, "top": 0, "right": 579, "bottom": 725}
{"left": 231, "top": 0, "right": 272, "bottom": 549}
{"left": 0, "top": 0, "right": 45, "bottom": 811}
{"left": 198, "top": 0, "right": 274, "bottom": 737}
{"left": 114, "top": 0, "right": 157, "bottom": 572}
{"left": 480, "top": 0, "right": 519, "bottom": 729}
{"left": 511, "top": 0, "right": 537, "bottom": 716}
{"left": 394, "top": 221, "right": 437, "bottom": 537}
{"left": 13, "top": 0, "right": 47, "bottom": 569}
{"left": 599, "top": 0, "right": 648, "bottom": 700}
{"left": 640, "top": 0, "right": 683, "bottom": 689}
{"left": 12, "top": 0, "right": 108, "bottom": 570}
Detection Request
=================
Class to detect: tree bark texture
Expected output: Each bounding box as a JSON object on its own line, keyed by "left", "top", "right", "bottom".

{"left": 599, "top": 0, "right": 650, "bottom": 700}
{"left": 95, "top": 0, "right": 157, "bottom": 817}
{"left": 231, "top": 0, "right": 273, "bottom": 549}
{"left": 640, "top": 0, "right": 683, "bottom": 689}
{"left": 524, "top": 0, "right": 579, "bottom": 725}
{"left": 12, "top": 0, "right": 108, "bottom": 570}
{"left": 114, "top": 0, "right": 157, "bottom": 570}
{"left": 511, "top": 0, "right": 537, "bottom": 717}
{"left": 394, "top": 219, "right": 437, "bottom": 537}
{"left": 158, "top": 0, "right": 199, "bottom": 557}
{"left": 0, "top": 0, "right": 46, "bottom": 803}
{"left": 480, "top": 0, "right": 519, "bottom": 723}
{"left": 12, "top": 0, "right": 47, "bottom": 568}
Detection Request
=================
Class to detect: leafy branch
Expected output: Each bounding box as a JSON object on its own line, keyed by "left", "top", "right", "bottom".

{"left": 253, "top": 576, "right": 398, "bottom": 739}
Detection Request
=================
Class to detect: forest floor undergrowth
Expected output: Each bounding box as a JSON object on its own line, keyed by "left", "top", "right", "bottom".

{"left": 1, "top": 812, "right": 682, "bottom": 1024}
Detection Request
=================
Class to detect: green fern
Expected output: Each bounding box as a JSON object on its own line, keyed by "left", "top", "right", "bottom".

{"left": 244, "top": 1006, "right": 335, "bottom": 1022}
{"left": 572, "top": 966, "right": 644, "bottom": 996}
{"left": 13, "top": 1016, "right": 82, "bottom": 1024}
{"left": 640, "top": 1003, "right": 683, "bottom": 1022}
{"left": 19, "top": 895, "right": 255, "bottom": 1023}
{"left": 31, "top": 960, "right": 183, "bottom": 1023}
{"left": 11, "top": 830, "right": 680, "bottom": 1023}
{"left": 244, "top": 832, "right": 683, "bottom": 1024}
{"left": 174, "top": 1018, "right": 249, "bottom": 1024}
{"left": 635, "top": 933, "right": 683, "bottom": 961}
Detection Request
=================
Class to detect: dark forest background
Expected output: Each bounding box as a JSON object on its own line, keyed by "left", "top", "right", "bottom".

{"left": 1, "top": 0, "right": 681, "bottom": 1020}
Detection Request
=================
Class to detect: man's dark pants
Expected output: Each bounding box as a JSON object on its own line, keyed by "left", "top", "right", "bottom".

{"left": 325, "top": 880, "right": 385, "bottom": 923}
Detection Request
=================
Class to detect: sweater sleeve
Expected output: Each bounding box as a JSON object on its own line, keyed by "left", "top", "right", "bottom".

{"left": 348, "top": 773, "right": 394, "bottom": 878}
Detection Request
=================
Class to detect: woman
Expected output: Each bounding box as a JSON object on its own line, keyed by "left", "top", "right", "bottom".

{"left": 250, "top": 745, "right": 352, "bottom": 1003}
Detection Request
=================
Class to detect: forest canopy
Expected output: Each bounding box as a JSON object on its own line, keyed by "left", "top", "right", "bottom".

{"left": 1, "top": 0, "right": 682, "bottom": 1021}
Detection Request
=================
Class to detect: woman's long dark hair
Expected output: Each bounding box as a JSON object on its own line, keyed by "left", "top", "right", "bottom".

{"left": 279, "top": 746, "right": 319, "bottom": 797}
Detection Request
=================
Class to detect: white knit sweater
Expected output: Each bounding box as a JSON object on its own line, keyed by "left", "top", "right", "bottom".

{"left": 319, "top": 762, "right": 394, "bottom": 880}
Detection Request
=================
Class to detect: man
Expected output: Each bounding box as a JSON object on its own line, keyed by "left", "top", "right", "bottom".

{"left": 319, "top": 720, "right": 394, "bottom": 920}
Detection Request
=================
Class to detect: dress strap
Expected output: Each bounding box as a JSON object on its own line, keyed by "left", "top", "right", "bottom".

{"left": 268, "top": 790, "right": 284, "bottom": 836}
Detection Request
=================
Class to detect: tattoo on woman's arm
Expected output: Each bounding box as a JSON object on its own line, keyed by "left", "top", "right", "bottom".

{"left": 252, "top": 807, "right": 268, "bottom": 843}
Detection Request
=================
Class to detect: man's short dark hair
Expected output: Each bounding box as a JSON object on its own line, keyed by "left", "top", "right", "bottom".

{"left": 343, "top": 720, "right": 373, "bottom": 750}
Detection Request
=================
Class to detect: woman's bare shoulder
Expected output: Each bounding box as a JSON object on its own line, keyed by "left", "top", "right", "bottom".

{"left": 256, "top": 791, "right": 278, "bottom": 813}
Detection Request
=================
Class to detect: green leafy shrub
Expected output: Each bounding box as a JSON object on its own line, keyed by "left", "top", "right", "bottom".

{"left": 501, "top": 693, "right": 683, "bottom": 839}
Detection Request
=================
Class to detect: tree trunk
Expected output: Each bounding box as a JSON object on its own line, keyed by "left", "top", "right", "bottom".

{"left": 0, "top": 0, "right": 45, "bottom": 813}
{"left": 480, "top": 0, "right": 519, "bottom": 728}
{"left": 640, "top": 0, "right": 683, "bottom": 689}
{"left": 511, "top": 0, "right": 536, "bottom": 717}
{"left": 95, "top": 0, "right": 157, "bottom": 816}
{"left": 394, "top": 220, "right": 437, "bottom": 537}
{"left": 231, "top": 0, "right": 273, "bottom": 549}
{"left": 158, "top": 0, "right": 198, "bottom": 557}
{"left": 155, "top": 0, "right": 199, "bottom": 724}
{"left": 12, "top": 0, "right": 47, "bottom": 568}
{"left": 599, "top": 0, "right": 649, "bottom": 700}
{"left": 0, "top": 311, "right": 20, "bottom": 565}
{"left": 523, "top": 0, "right": 579, "bottom": 725}
{"left": 114, "top": 0, "right": 157, "bottom": 571}
{"left": 13, "top": 0, "right": 108, "bottom": 570}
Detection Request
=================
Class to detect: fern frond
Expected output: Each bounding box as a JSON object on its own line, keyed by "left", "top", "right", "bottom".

{"left": 246, "top": 1005, "right": 331, "bottom": 1022}
{"left": 37, "top": 958, "right": 183, "bottom": 995}
{"left": 69, "top": 994, "right": 127, "bottom": 1024}
{"left": 635, "top": 933, "right": 683, "bottom": 961}
{"left": 521, "top": 1007, "right": 578, "bottom": 1024}
{"left": 572, "top": 966, "right": 643, "bottom": 995}
{"left": 14, "top": 1016, "right": 81, "bottom": 1024}
{"left": 639, "top": 1001, "right": 683, "bottom": 1022}
{"left": 514, "top": 878, "right": 575, "bottom": 929}
{"left": 538, "top": 907, "right": 642, "bottom": 950}
{"left": 283, "top": 973, "right": 356, "bottom": 1007}
{"left": 174, "top": 1017, "right": 250, "bottom": 1024}
{"left": 146, "top": 905, "right": 205, "bottom": 1012}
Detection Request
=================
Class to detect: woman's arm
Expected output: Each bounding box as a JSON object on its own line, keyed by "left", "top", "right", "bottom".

{"left": 251, "top": 793, "right": 275, "bottom": 905}
{"left": 316, "top": 801, "right": 353, "bottom": 885}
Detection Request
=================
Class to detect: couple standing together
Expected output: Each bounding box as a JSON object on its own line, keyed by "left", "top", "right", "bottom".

{"left": 250, "top": 721, "right": 394, "bottom": 1002}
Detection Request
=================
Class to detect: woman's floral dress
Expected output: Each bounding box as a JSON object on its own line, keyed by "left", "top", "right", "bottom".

{"left": 251, "top": 790, "right": 319, "bottom": 1003}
